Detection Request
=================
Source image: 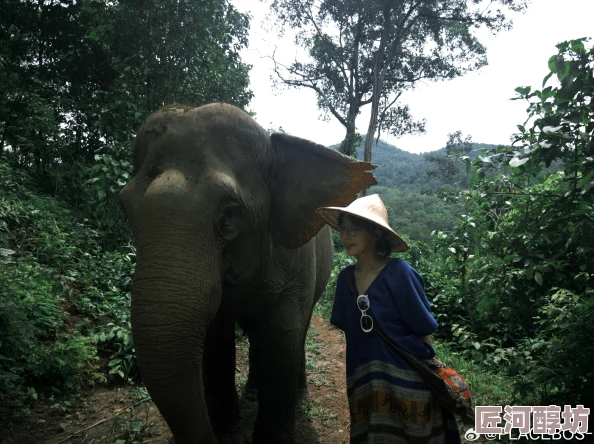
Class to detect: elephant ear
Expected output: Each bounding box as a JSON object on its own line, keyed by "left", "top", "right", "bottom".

{"left": 269, "top": 133, "right": 377, "bottom": 249}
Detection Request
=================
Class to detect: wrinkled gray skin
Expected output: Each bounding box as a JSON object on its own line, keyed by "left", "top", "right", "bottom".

{"left": 119, "top": 103, "right": 376, "bottom": 444}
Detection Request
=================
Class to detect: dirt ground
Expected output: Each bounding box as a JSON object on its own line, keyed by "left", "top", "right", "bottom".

{"left": 1, "top": 316, "right": 351, "bottom": 444}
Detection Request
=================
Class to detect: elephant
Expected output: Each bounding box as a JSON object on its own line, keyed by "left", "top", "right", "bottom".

{"left": 118, "top": 103, "right": 377, "bottom": 444}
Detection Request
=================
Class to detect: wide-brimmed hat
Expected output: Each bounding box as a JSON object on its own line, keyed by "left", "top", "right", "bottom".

{"left": 316, "top": 194, "right": 409, "bottom": 252}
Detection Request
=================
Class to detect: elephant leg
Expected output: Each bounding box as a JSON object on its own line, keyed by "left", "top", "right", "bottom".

{"left": 203, "top": 310, "right": 243, "bottom": 443}
{"left": 244, "top": 313, "right": 313, "bottom": 407}
{"left": 251, "top": 303, "right": 305, "bottom": 444}
{"left": 297, "top": 310, "right": 314, "bottom": 407}
{"left": 242, "top": 332, "right": 260, "bottom": 401}
{"left": 298, "top": 353, "right": 309, "bottom": 406}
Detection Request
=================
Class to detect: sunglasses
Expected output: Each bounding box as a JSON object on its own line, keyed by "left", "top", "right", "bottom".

{"left": 357, "top": 295, "right": 373, "bottom": 333}
{"left": 338, "top": 226, "right": 361, "bottom": 237}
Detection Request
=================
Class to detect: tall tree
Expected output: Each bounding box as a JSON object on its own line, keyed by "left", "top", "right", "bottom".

{"left": 269, "top": 0, "right": 527, "bottom": 188}
{"left": 0, "top": 0, "right": 253, "bottom": 240}
{"left": 425, "top": 130, "right": 473, "bottom": 189}
{"left": 0, "top": 0, "right": 252, "bottom": 173}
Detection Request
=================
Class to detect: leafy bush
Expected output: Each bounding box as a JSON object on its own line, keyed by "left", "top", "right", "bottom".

{"left": 0, "top": 159, "right": 137, "bottom": 420}
{"left": 422, "top": 38, "right": 594, "bottom": 406}
{"left": 93, "top": 322, "right": 137, "bottom": 382}
{"left": 0, "top": 261, "right": 99, "bottom": 420}
{"left": 75, "top": 141, "right": 134, "bottom": 247}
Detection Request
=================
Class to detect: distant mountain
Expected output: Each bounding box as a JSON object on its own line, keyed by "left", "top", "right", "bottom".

{"left": 328, "top": 137, "right": 501, "bottom": 242}
{"left": 331, "top": 137, "right": 500, "bottom": 191}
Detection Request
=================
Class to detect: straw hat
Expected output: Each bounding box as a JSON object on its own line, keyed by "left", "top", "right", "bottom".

{"left": 316, "top": 194, "right": 409, "bottom": 253}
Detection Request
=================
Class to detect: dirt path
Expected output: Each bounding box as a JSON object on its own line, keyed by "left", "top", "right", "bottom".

{"left": 303, "top": 316, "right": 350, "bottom": 444}
{"left": 1, "top": 317, "right": 351, "bottom": 444}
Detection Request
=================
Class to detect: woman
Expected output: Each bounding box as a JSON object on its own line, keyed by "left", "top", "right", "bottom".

{"left": 316, "top": 194, "right": 460, "bottom": 444}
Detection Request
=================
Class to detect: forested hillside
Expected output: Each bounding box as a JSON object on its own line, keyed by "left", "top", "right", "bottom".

{"left": 352, "top": 139, "right": 444, "bottom": 190}
{"left": 329, "top": 139, "right": 500, "bottom": 242}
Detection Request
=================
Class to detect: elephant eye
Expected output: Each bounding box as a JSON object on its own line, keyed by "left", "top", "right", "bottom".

{"left": 218, "top": 203, "right": 242, "bottom": 237}
{"left": 220, "top": 211, "right": 234, "bottom": 232}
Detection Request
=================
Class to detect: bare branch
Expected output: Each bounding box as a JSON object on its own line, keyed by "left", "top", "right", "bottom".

{"left": 303, "top": 4, "right": 351, "bottom": 97}
{"left": 269, "top": 48, "right": 347, "bottom": 127}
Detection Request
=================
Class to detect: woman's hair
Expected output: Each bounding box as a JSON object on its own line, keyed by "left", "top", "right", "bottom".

{"left": 338, "top": 212, "right": 392, "bottom": 257}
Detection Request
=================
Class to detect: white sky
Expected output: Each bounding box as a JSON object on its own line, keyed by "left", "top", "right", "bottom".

{"left": 230, "top": 0, "right": 594, "bottom": 153}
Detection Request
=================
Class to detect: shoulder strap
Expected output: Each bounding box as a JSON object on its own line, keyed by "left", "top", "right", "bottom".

{"left": 346, "top": 268, "right": 422, "bottom": 362}
{"left": 344, "top": 266, "right": 406, "bottom": 355}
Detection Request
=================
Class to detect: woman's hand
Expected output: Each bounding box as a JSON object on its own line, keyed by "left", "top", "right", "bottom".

{"left": 422, "top": 335, "right": 432, "bottom": 345}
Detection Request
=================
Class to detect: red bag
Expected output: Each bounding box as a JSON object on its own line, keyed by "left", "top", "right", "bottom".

{"left": 431, "top": 358, "right": 473, "bottom": 402}
{"left": 373, "top": 327, "right": 475, "bottom": 425}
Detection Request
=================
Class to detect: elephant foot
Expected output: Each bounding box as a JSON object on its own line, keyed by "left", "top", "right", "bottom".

{"left": 252, "top": 427, "right": 295, "bottom": 444}
{"left": 242, "top": 385, "right": 310, "bottom": 407}
{"left": 297, "top": 388, "right": 311, "bottom": 408}
{"left": 211, "top": 410, "right": 244, "bottom": 443}
{"left": 169, "top": 431, "right": 220, "bottom": 444}
{"left": 241, "top": 383, "right": 259, "bottom": 402}
{"left": 216, "top": 427, "right": 248, "bottom": 444}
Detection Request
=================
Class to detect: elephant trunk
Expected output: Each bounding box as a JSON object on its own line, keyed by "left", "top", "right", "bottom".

{"left": 131, "top": 222, "right": 222, "bottom": 444}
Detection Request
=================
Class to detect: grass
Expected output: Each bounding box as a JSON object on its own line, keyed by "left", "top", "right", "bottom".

{"left": 433, "top": 341, "right": 530, "bottom": 441}
{"left": 312, "top": 377, "right": 331, "bottom": 388}
{"left": 305, "top": 327, "right": 326, "bottom": 373}
{"left": 303, "top": 406, "right": 339, "bottom": 422}
{"left": 433, "top": 341, "right": 522, "bottom": 408}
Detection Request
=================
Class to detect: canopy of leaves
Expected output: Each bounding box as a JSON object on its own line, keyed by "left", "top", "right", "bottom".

{"left": 0, "top": 0, "right": 252, "bottom": 244}
{"left": 421, "top": 38, "right": 594, "bottom": 406}
{"left": 269, "top": 0, "right": 526, "bottom": 155}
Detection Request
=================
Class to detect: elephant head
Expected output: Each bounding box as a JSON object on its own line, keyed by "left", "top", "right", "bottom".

{"left": 119, "top": 103, "right": 376, "bottom": 443}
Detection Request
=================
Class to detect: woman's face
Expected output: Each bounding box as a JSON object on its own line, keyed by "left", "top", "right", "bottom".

{"left": 339, "top": 214, "right": 378, "bottom": 257}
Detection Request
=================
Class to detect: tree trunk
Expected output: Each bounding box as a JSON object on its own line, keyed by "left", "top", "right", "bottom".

{"left": 338, "top": 124, "right": 361, "bottom": 158}
{"left": 359, "top": 2, "right": 417, "bottom": 196}
{"left": 361, "top": 67, "right": 381, "bottom": 197}
{"left": 339, "top": 111, "right": 360, "bottom": 157}
{"left": 360, "top": 6, "right": 394, "bottom": 196}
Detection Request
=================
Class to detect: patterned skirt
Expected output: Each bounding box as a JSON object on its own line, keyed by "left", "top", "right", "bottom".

{"left": 347, "top": 360, "right": 460, "bottom": 444}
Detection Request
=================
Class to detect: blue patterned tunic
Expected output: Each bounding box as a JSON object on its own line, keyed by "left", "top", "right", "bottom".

{"left": 331, "top": 258, "right": 460, "bottom": 444}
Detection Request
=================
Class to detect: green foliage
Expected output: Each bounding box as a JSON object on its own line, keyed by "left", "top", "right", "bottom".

{"left": 424, "top": 131, "right": 474, "bottom": 191}
{"left": 421, "top": 38, "right": 594, "bottom": 406}
{"left": 349, "top": 137, "right": 448, "bottom": 191}
{"left": 0, "top": 159, "right": 136, "bottom": 422}
{"left": 93, "top": 322, "right": 137, "bottom": 382}
{"left": 78, "top": 142, "right": 134, "bottom": 247}
{"left": 329, "top": 137, "right": 502, "bottom": 243}
{"left": 431, "top": 341, "right": 526, "bottom": 409}
{"left": 0, "top": 260, "right": 99, "bottom": 420}
{"left": 0, "top": 0, "right": 253, "bottom": 246}
{"left": 374, "top": 187, "right": 454, "bottom": 243}
{"left": 517, "top": 288, "right": 594, "bottom": 403}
